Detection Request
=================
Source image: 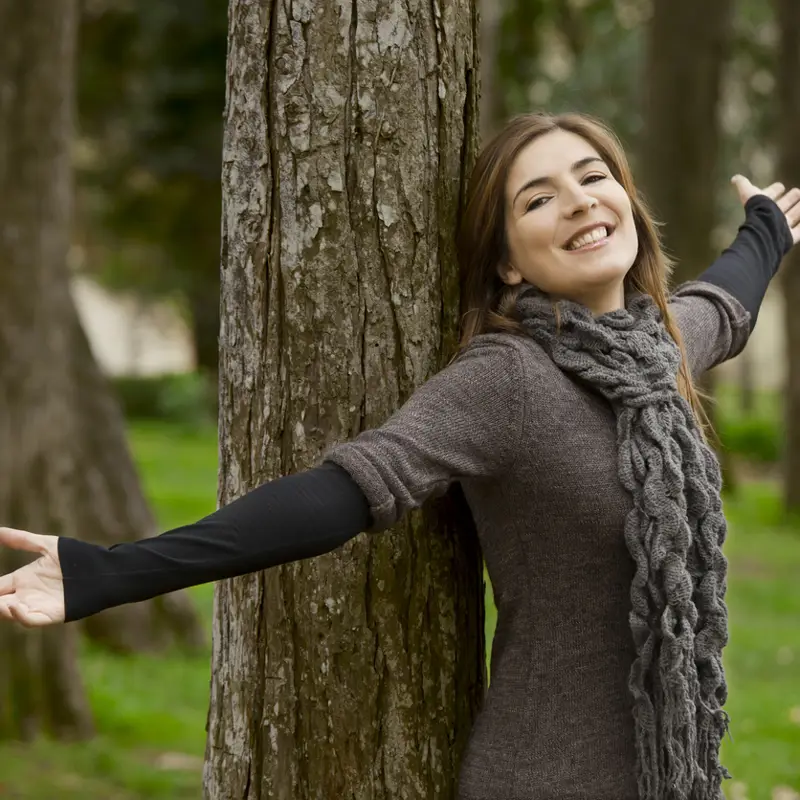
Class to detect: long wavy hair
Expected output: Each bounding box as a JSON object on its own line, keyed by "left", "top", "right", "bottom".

{"left": 455, "top": 111, "right": 710, "bottom": 437}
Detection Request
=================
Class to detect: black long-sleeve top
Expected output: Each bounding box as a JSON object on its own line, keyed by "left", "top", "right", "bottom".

{"left": 58, "top": 194, "right": 793, "bottom": 622}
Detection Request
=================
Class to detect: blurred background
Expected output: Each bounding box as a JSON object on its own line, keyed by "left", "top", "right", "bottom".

{"left": 0, "top": 0, "right": 798, "bottom": 798}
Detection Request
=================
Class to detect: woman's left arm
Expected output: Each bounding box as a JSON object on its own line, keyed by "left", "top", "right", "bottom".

{"left": 669, "top": 176, "right": 799, "bottom": 377}
{"left": 696, "top": 176, "right": 799, "bottom": 330}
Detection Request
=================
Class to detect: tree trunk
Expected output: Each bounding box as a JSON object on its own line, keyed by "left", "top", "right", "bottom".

{"left": 0, "top": 0, "right": 92, "bottom": 740}
{"left": 639, "top": 0, "right": 733, "bottom": 285}
{"left": 204, "top": 1, "right": 482, "bottom": 798}
{"left": 186, "top": 279, "right": 221, "bottom": 383}
{"left": 639, "top": 0, "right": 736, "bottom": 489}
{"left": 479, "top": 0, "right": 506, "bottom": 141}
{"left": 776, "top": 0, "right": 800, "bottom": 510}
{"left": 0, "top": 0, "right": 204, "bottom": 669}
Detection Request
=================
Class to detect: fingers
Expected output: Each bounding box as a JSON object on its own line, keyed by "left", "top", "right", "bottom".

{"left": 760, "top": 181, "right": 786, "bottom": 201}
{"left": 0, "top": 526, "right": 48, "bottom": 555}
{"left": 779, "top": 187, "right": 800, "bottom": 222}
{"left": 0, "top": 594, "right": 13, "bottom": 620}
{"left": 0, "top": 570, "right": 15, "bottom": 596}
{"left": 731, "top": 175, "right": 759, "bottom": 204}
{"left": 0, "top": 595, "right": 54, "bottom": 628}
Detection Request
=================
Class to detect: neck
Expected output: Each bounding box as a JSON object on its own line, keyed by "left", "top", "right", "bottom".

{"left": 555, "top": 281, "right": 626, "bottom": 316}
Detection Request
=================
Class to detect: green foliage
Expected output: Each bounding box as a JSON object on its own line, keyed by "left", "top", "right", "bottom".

{"left": 719, "top": 415, "right": 783, "bottom": 463}
{"left": 719, "top": 482, "right": 800, "bottom": 798}
{"left": 495, "top": 0, "right": 644, "bottom": 148}
{"left": 714, "top": 382, "right": 784, "bottom": 464}
{"left": 111, "top": 373, "right": 217, "bottom": 428}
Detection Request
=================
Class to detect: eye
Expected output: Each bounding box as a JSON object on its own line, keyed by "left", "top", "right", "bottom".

{"left": 525, "top": 195, "right": 550, "bottom": 213}
{"left": 582, "top": 173, "right": 607, "bottom": 184}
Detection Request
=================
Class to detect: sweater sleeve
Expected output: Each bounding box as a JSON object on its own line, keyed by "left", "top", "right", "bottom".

{"left": 320, "top": 337, "right": 525, "bottom": 532}
{"left": 59, "top": 461, "right": 371, "bottom": 622}
{"left": 668, "top": 194, "right": 793, "bottom": 377}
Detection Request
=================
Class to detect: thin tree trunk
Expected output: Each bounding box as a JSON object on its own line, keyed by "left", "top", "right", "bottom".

{"left": 639, "top": 0, "right": 736, "bottom": 489}
{"left": 186, "top": 281, "right": 220, "bottom": 383}
{"left": 204, "top": 1, "right": 482, "bottom": 797}
{"left": 0, "top": 0, "right": 92, "bottom": 740}
{"left": 479, "top": 0, "right": 506, "bottom": 141}
{"left": 776, "top": 0, "right": 800, "bottom": 511}
{"left": 640, "top": 0, "right": 734, "bottom": 285}
{"left": 0, "top": 0, "right": 204, "bottom": 669}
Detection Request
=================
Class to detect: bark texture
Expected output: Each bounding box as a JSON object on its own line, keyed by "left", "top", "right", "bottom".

{"left": 0, "top": 0, "right": 204, "bottom": 677}
{"left": 639, "top": 0, "right": 735, "bottom": 486}
{"left": 206, "top": 1, "right": 482, "bottom": 798}
{"left": 776, "top": 0, "right": 800, "bottom": 510}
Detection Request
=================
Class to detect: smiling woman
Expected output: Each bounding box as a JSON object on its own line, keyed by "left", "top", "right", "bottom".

{"left": 1, "top": 111, "right": 799, "bottom": 800}
{"left": 504, "top": 134, "right": 637, "bottom": 307}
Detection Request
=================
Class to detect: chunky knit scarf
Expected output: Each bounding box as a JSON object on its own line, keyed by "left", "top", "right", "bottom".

{"left": 516, "top": 283, "right": 731, "bottom": 800}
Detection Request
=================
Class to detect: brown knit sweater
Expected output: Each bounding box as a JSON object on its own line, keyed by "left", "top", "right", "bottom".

{"left": 322, "top": 281, "right": 750, "bottom": 800}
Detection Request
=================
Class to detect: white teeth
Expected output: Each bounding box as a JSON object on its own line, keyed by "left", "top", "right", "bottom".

{"left": 567, "top": 226, "right": 608, "bottom": 250}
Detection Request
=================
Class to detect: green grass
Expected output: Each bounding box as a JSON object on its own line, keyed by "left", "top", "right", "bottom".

{"left": 719, "top": 483, "right": 800, "bottom": 799}
{"left": 0, "top": 419, "right": 797, "bottom": 797}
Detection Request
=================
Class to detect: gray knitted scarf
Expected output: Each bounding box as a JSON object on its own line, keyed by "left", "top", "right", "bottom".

{"left": 516, "top": 283, "right": 731, "bottom": 800}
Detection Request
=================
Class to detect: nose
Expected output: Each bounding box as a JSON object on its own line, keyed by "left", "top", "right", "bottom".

{"left": 561, "top": 185, "right": 598, "bottom": 218}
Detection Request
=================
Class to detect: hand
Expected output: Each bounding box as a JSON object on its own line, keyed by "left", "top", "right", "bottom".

{"left": 0, "top": 527, "right": 65, "bottom": 627}
{"left": 731, "top": 174, "right": 800, "bottom": 246}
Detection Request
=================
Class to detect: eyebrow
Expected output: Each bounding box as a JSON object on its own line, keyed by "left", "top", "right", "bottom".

{"left": 512, "top": 156, "right": 606, "bottom": 206}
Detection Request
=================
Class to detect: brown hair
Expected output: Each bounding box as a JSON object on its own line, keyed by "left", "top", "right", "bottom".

{"left": 455, "top": 111, "right": 710, "bottom": 438}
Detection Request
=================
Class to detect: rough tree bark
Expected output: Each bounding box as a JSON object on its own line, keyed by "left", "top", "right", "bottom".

{"left": 0, "top": 0, "right": 204, "bottom": 668}
{"left": 776, "top": 0, "right": 800, "bottom": 510}
{"left": 205, "top": 1, "right": 482, "bottom": 797}
{"left": 639, "top": 0, "right": 736, "bottom": 486}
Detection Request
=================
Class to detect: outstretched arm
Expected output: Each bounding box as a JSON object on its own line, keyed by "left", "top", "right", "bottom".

{"left": 0, "top": 462, "right": 370, "bottom": 626}
{"left": 669, "top": 176, "right": 798, "bottom": 377}
{"left": 0, "top": 338, "right": 524, "bottom": 628}
{"left": 697, "top": 176, "right": 798, "bottom": 330}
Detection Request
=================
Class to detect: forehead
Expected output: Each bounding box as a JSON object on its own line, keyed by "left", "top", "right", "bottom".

{"left": 506, "top": 129, "right": 603, "bottom": 199}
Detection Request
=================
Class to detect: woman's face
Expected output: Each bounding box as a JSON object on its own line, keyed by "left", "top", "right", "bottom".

{"left": 502, "top": 129, "right": 639, "bottom": 315}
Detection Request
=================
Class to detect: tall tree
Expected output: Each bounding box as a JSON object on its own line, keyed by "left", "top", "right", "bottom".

{"left": 776, "top": 0, "right": 800, "bottom": 509}
{"left": 0, "top": 0, "right": 204, "bottom": 667}
{"left": 639, "top": 0, "right": 735, "bottom": 485}
{"left": 0, "top": 0, "right": 91, "bottom": 739}
{"left": 639, "top": 0, "right": 734, "bottom": 285}
{"left": 204, "top": 1, "right": 482, "bottom": 797}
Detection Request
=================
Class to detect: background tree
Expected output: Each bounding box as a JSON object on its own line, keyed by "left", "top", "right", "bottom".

{"left": 0, "top": 0, "right": 204, "bottom": 664}
{"left": 0, "top": 0, "right": 93, "bottom": 739}
{"left": 639, "top": 0, "right": 734, "bottom": 284}
{"left": 776, "top": 0, "right": 800, "bottom": 510}
{"left": 638, "top": 0, "right": 736, "bottom": 483}
{"left": 203, "top": 1, "right": 482, "bottom": 796}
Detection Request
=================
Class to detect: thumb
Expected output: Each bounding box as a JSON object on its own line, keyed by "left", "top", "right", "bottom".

{"left": 731, "top": 174, "right": 759, "bottom": 205}
{"left": 0, "top": 526, "right": 50, "bottom": 556}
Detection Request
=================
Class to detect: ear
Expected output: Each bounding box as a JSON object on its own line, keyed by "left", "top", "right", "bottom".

{"left": 498, "top": 262, "right": 524, "bottom": 286}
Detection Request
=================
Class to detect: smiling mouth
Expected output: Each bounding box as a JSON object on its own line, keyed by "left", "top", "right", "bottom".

{"left": 563, "top": 225, "right": 615, "bottom": 252}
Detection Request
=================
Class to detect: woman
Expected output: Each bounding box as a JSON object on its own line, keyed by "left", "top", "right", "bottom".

{"left": 1, "top": 113, "right": 798, "bottom": 800}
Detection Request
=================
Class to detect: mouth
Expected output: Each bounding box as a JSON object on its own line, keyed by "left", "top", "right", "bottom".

{"left": 562, "top": 224, "right": 616, "bottom": 253}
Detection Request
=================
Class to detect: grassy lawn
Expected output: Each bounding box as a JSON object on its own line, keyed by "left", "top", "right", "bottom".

{"left": 0, "top": 419, "right": 797, "bottom": 797}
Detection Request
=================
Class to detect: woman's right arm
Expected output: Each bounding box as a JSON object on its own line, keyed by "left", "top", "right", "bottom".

{"left": 0, "top": 337, "right": 525, "bottom": 627}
